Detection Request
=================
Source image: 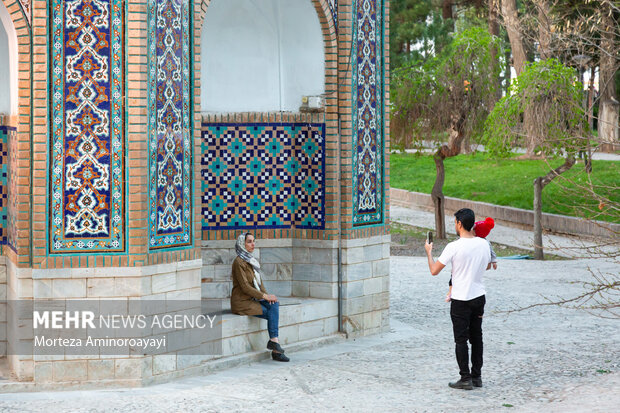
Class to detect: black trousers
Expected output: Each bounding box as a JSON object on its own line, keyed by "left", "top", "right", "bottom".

{"left": 450, "top": 295, "right": 485, "bottom": 380}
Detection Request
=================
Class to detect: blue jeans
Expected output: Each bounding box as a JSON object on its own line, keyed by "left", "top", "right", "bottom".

{"left": 254, "top": 300, "right": 279, "bottom": 339}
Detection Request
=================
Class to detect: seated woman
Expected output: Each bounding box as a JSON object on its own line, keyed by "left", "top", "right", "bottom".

{"left": 231, "top": 233, "right": 290, "bottom": 362}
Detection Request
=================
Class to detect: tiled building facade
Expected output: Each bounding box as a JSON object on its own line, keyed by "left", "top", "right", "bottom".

{"left": 0, "top": 0, "right": 390, "bottom": 386}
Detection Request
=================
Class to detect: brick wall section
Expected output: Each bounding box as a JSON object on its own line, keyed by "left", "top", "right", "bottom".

{"left": 338, "top": 1, "right": 354, "bottom": 237}
{"left": 1, "top": 0, "right": 32, "bottom": 268}
{"left": 30, "top": 0, "right": 46, "bottom": 268}
{"left": 126, "top": 0, "right": 149, "bottom": 267}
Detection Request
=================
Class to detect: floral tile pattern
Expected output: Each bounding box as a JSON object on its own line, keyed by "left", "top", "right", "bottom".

{"left": 147, "top": 0, "right": 193, "bottom": 249}
{"left": 352, "top": 0, "right": 384, "bottom": 226}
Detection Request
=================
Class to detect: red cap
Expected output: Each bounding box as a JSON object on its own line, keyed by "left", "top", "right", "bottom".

{"left": 474, "top": 217, "right": 495, "bottom": 238}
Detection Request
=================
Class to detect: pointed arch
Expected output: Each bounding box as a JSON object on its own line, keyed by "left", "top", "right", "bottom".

{"left": 195, "top": 0, "right": 337, "bottom": 113}
{"left": 0, "top": 1, "right": 19, "bottom": 116}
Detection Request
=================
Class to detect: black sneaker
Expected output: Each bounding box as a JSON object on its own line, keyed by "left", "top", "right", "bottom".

{"left": 267, "top": 340, "right": 285, "bottom": 353}
{"left": 448, "top": 378, "right": 473, "bottom": 390}
{"left": 272, "top": 351, "right": 290, "bottom": 362}
{"left": 472, "top": 377, "right": 483, "bottom": 388}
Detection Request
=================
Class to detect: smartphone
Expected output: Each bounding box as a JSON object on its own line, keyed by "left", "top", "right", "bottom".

{"left": 427, "top": 231, "right": 433, "bottom": 244}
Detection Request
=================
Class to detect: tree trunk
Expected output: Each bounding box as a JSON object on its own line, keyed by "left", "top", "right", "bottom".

{"left": 533, "top": 177, "right": 544, "bottom": 260}
{"left": 598, "top": 2, "right": 619, "bottom": 150}
{"left": 532, "top": 156, "right": 576, "bottom": 260}
{"left": 489, "top": 0, "right": 501, "bottom": 101}
{"left": 442, "top": 0, "right": 453, "bottom": 20}
{"left": 501, "top": 0, "right": 527, "bottom": 76}
{"left": 588, "top": 66, "right": 595, "bottom": 131}
{"left": 432, "top": 151, "right": 447, "bottom": 239}
{"left": 432, "top": 113, "right": 467, "bottom": 239}
{"left": 522, "top": 107, "right": 539, "bottom": 158}
{"left": 537, "top": 0, "right": 551, "bottom": 59}
{"left": 504, "top": 46, "right": 511, "bottom": 95}
{"left": 600, "top": 101, "right": 620, "bottom": 151}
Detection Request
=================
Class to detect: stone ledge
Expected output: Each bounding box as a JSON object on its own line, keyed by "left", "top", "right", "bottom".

{"left": 340, "top": 235, "right": 391, "bottom": 249}
{"left": 391, "top": 188, "right": 619, "bottom": 238}
{"left": 29, "top": 260, "right": 203, "bottom": 280}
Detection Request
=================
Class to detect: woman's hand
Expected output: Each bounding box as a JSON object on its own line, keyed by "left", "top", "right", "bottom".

{"left": 263, "top": 294, "right": 278, "bottom": 304}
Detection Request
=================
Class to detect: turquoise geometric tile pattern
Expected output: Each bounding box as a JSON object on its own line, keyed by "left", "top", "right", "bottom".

{"left": 147, "top": 0, "right": 193, "bottom": 249}
{"left": 49, "top": 0, "right": 125, "bottom": 253}
{"left": 352, "top": 0, "right": 384, "bottom": 226}
{"left": 6, "top": 126, "right": 16, "bottom": 252}
{"left": 0, "top": 126, "right": 10, "bottom": 246}
{"left": 202, "top": 123, "right": 325, "bottom": 230}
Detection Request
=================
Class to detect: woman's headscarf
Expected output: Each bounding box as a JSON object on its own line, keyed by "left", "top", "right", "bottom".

{"left": 235, "top": 233, "right": 262, "bottom": 291}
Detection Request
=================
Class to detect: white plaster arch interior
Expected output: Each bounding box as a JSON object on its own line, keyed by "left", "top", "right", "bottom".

{"left": 201, "top": 0, "right": 325, "bottom": 113}
{"left": 0, "top": 1, "right": 17, "bottom": 117}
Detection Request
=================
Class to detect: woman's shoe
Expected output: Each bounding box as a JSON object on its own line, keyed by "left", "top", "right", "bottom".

{"left": 267, "top": 340, "right": 285, "bottom": 353}
{"left": 272, "top": 351, "right": 290, "bottom": 362}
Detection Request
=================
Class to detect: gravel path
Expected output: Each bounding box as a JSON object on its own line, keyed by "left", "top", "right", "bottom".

{"left": 1, "top": 256, "right": 618, "bottom": 412}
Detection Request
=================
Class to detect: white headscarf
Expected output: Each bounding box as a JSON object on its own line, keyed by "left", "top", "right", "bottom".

{"left": 235, "top": 233, "right": 262, "bottom": 291}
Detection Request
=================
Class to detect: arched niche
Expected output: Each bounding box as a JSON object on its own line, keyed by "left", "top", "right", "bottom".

{"left": 201, "top": 0, "right": 325, "bottom": 113}
{"left": 0, "top": 2, "right": 17, "bottom": 117}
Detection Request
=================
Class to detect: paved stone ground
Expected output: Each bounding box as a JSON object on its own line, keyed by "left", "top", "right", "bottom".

{"left": 1, "top": 254, "right": 618, "bottom": 412}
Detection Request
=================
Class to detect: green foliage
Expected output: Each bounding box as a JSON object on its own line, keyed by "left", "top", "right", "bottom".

{"left": 392, "top": 27, "right": 503, "bottom": 146}
{"left": 483, "top": 59, "right": 588, "bottom": 157}
{"left": 390, "top": 153, "right": 619, "bottom": 223}
{"left": 389, "top": 0, "right": 452, "bottom": 68}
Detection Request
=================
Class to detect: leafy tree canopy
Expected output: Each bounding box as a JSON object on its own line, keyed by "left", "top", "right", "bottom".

{"left": 389, "top": 0, "right": 452, "bottom": 68}
{"left": 392, "top": 26, "right": 503, "bottom": 147}
{"left": 483, "top": 58, "right": 588, "bottom": 158}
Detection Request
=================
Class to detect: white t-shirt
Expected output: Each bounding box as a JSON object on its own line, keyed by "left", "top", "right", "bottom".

{"left": 438, "top": 237, "right": 491, "bottom": 301}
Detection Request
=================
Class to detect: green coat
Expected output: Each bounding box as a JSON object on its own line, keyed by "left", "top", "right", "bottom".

{"left": 230, "top": 256, "right": 267, "bottom": 316}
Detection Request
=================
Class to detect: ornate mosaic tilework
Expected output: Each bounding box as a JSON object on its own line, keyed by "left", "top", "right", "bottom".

{"left": 327, "top": 0, "right": 337, "bottom": 29}
{"left": 201, "top": 123, "right": 325, "bottom": 230}
{"left": 5, "top": 126, "right": 16, "bottom": 251}
{"left": 0, "top": 126, "right": 10, "bottom": 246}
{"left": 352, "top": 0, "right": 384, "bottom": 226}
{"left": 49, "top": 0, "right": 124, "bottom": 253}
{"left": 147, "top": 0, "right": 192, "bottom": 249}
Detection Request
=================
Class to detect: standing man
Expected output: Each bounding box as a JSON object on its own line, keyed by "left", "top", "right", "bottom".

{"left": 425, "top": 208, "right": 492, "bottom": 390}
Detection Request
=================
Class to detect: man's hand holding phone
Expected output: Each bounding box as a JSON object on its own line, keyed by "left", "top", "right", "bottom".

{"left": 424, "top": 231, "right": 433, "bottom": 255}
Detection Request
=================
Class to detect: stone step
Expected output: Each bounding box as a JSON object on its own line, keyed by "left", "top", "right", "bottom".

{"left": 219, "top": 297, "right": 339, "bottom": 355}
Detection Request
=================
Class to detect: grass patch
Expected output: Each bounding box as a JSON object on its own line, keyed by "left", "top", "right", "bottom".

{"left": 391, "top": 153, "right": 619, "bottom": 223}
